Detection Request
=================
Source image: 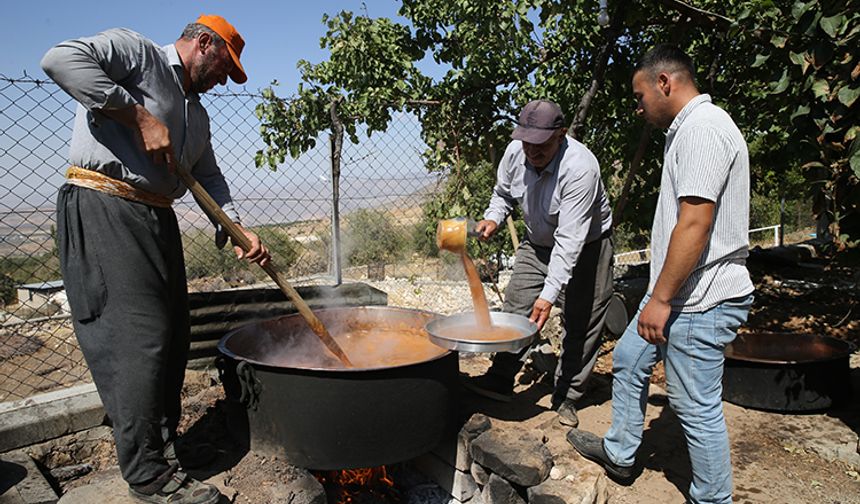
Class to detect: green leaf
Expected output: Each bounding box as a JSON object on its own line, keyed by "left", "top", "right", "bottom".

{"left": 850, "top": 136, "right": 860, "bottom": 159}
{"left": 788, "top": 51, "right": 811, "bottom": 74}
{"left": 752, "top": 54, "right": 770, "bottom": 68}
{"left": 812, "top": 79, "right": 830, "bottom": 99}
{"left": 801, "top": 161, "right": 825, "bottom": 170}
{"left": 771, "top": 69, "right": 790, "bottom": 94}
{"left": 838, "top": 86, "right": 860, "bottom": 107}
{"left": 791, "top": 1, "right": 811, "bottom": 20}
{"left": 789, "top": 51, "right": 805, "bottom": 66}
{"left": 819, "top": 14, "right": 846, "bottom": 38}
{"left": 846, "top": 126, "right": 860, "bottom": 142}
{"left": 851, "top": 145, "right": 860, "bottom": 178}
{"left": 790, "top": 104, "right": 810, "bottom": 122}
{"left": 770, "top": 34, "right": 788, "bottom": 48}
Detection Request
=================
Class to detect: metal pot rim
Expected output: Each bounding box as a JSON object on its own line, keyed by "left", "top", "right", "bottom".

{"left": 218, "top": 305, "right": 452, "bottom": 372}
{"left": 724, "top": 332, "right": 855, "bottom": 365}
{"left": 424, "top": 311, "right": 539, "bottom": 353}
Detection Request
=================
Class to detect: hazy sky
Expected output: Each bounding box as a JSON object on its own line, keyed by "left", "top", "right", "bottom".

{"left": 3, "top": 0, "right": 412, "bottom": 92}
{"left": 1, "top": 1, "right": 437, "bottom": 223}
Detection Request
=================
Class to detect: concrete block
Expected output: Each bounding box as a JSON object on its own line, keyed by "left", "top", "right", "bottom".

{"left": 0, "top": 451, "right": 58, "bottom": 504}
{"left": 413, "top": 451, "right": 478, "bottom": 502}
{"left": 431, "top": 430, "right": 473, "bottom": 471}
{"left": 0, "top": 384, "right": 104, "bottom": 452}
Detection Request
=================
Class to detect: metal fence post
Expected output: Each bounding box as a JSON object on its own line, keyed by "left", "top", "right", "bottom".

{"left": 779, "top": 196, "right": 785, "bottom": 247}
{"left": 329, "top": 100, "right": 344, "bottom": 285}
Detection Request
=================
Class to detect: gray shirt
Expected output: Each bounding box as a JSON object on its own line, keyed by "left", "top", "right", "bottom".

{"left": 484, "top": 136, "right": 613, "bottom": 303}
{"left": 40, "top": 28, "right": 240, "bottom": 227}
{"left": 650, "top": 94, "right": 753, "bottom": 312}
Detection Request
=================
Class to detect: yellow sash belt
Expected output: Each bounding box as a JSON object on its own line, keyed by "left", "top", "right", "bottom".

{"left": 65, "top": 166, "right": 173, "bottom": 208}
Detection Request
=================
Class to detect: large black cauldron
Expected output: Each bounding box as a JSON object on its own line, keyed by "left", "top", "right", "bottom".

{"left": 218, "top": 306, "right": 458, "bottom": 470}
{"left": 722, "top": 332, "right": 853, "bottom": 412}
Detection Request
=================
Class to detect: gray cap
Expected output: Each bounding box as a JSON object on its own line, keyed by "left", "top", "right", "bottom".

{"left": 511, "top": 100, "right": 566, "bottom": 144}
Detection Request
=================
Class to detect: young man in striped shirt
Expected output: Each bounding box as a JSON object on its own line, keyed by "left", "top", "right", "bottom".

{"left": 567, "top": 44, "right": 754, "bottom": 504}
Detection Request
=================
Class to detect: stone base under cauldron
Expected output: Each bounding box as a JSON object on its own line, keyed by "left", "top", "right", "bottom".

{"left": 413, "top": 413, "right": 608, "bottom": 504}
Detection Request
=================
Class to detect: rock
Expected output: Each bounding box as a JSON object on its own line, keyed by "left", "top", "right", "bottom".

{"left": 471, "top": 460, "right": 490, "bottom": 485}
{"left": 548, "top": 465, "right": 566, "bottom": 480}
{"left": 470, "top": 429, "right": 553, "bottom": 487}
{"left": 404, "top": 483, "right": 452, "bottom": 504}
{"left": 279, "top": 470, "right": 327, "bottom": 504}
{"left": 469, "top": 487, "right": 486, "bottom": 504}
{"left": 1, "top": 451, "right": 58, "bottom": 504}
{"left": 462, "top": 413, "right": 492, "bottom": 441}
{"left": 49, "top": 462, "right": 93, "bottom": 482}
{"left": 528, "top": 474, "right": 608, "bottom": 504}
{"left": 482, "top": 474, "right": 525, "bottom": 504}
{"left": 57, "top": 467, "right": 128, "bottom": 503}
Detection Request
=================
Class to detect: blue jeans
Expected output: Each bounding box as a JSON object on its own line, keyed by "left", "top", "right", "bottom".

{"left": 603, "top": 294, "right": 753, "bottom": 504}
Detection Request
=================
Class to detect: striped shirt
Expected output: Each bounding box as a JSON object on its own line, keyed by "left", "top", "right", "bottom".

{"left": 485, "top": 136, "right": 613, "bottom": 303}
{"left": 649, "top": 94, "right": 753, "bottom": 312}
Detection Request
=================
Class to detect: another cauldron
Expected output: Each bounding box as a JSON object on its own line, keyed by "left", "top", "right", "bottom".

{"left": 722, "top": 332, "right": 854, "bottom": 412}
{"left": 218, "top": 306, "right": 458, "bottom": 470}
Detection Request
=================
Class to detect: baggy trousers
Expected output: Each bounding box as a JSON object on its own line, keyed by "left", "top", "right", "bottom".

{"left": 56, "top": 185, "right": 189, "bottom": 485}
{"left": 488, "top": 233, "right": 614, "bottom": 404}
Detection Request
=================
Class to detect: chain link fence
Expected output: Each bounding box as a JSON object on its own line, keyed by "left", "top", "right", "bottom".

{"left": 0, "top": 74, "right": 811, "bottom": 404}
{"left": 0, "top": 74, "right": 444, "bottom": 402}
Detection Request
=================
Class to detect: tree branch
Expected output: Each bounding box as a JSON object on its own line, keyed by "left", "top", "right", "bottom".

{"left": 613, "top": 124, "right": 653, "bottom": 220}
{"left": 654, "top": 0, "right": 733, "bottom": 28}
{"left": 569, "top": 0, "right": 628, "bottom": 139}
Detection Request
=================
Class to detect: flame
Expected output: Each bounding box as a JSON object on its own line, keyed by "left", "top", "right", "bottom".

{"left": 314, "top": 466, "right": 397, "bottom": 504}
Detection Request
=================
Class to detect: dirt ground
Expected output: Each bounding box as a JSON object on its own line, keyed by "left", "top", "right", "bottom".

{"left": 457, "top": 351, "right": 860, "bottom": 504}
{"left": 562, "top": 247, "right": 860, "bottom": 503}
{"left": 25, "top": 247, "right": 860, "bottom": 503}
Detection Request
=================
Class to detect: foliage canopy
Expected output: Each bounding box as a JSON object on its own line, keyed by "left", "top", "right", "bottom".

{"left": 256, "top": 0, "right": 860, "bottom": 248}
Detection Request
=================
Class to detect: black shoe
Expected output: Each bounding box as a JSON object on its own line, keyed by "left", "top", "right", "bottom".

{"left": 554, "top": 399, "right": 579, "bottom": 427}
{"left": 462, "top": 374, "right": 514, "bottom": 402}
{"left": 566, "top": 429, "right": 634, "bottom": 482}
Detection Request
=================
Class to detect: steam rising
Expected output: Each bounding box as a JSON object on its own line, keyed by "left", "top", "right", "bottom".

{"left": 229, "top": 306, "right": 446, "bottom": 371}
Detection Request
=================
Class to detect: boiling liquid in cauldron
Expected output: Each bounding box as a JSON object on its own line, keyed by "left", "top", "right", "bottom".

{"left": 336, "top": 325, "right": 446, "bottom": 368}
{"left": 265, "top": 322, "right": 447, "bottom": 370}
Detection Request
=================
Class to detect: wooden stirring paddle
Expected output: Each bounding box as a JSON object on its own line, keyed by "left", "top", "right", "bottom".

{"left": 174, "top": 166, "right": 353, "bottom": 368}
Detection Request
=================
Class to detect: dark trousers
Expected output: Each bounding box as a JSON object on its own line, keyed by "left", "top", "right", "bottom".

{"left": 57, "top": 185, "right": 189, "bottom": 485}
{"left": 489, "top": 234, "right": 614, "bottom": 404}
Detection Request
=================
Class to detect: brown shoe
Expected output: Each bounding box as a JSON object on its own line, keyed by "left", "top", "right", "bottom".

{"left": 129, "top": 467, "right": 221, "bottom": 504}
{"left": 554, "top": 400, "right": 579, "bottom": 427}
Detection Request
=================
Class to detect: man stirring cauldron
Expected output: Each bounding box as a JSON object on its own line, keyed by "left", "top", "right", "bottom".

{"left": 467, "top": 99, "right": 614, "bottom": 428}
{"left": 41, "top": 14, "right": 270, "bottom": 504}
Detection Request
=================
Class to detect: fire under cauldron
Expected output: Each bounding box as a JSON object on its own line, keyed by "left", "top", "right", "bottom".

{"left": 722, "top": 332, "right": 854, "bottom": 412}
{"left": 218, "top": 306, "right": 458, "bottom": 470}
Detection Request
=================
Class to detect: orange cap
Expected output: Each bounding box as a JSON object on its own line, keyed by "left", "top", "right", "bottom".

{"left": 195, "top": 14, "right": 247, "bottom": 84}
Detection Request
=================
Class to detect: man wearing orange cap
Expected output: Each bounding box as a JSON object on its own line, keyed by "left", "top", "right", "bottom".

{"left": 41, "top": 15, "right": 264, "bottom": 504}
